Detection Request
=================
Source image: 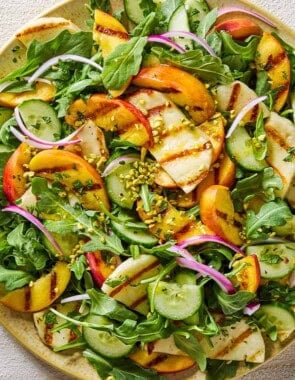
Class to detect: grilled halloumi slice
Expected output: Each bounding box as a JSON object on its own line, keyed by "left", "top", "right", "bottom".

{"left": 16, "top": 17, "right": 80, "bottom": 47}
{"left": 264, "top": 112, "right": 295, "bottom": 197}
{"left": 34, "top": 302, "right": 82, "bottom": 349}
{"left": 286, "top": 177, "right": 295, "bottom": 208}
{"left": 127, "top": 90, "right": 213, "bottom": 193}
{"left": 216, "top": 81, "right": 269, "bottom": 123}
{"left": 199, "top": 318, "right": 265, "bottom": 363}
{"left": 101, "top": 254, "right": 162, "bottom": 315}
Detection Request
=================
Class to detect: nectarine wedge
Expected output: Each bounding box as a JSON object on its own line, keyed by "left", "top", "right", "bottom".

{"left": 232, "top": 255, "right": 260, "bottom": 293}
{"left": 132, "top": 65, "right": 215, "bottom": 125}
{"left": 0, "top": 262, "right": 70, "bottom": 312}
{"left": 200, "top": 185, "right": 243, "bottom": 245}
{"left": 215, "top": 18, "right": 262, "bottom": 40}
{"left": 217, "top": 151, "right": 236, "bottom": 188}
{"left": 65, "top": 94, "right": 153, "bottom": 147}
{"left": 3, "top": 142, "right": 32, "bottom": 202}
{"left": 29, "top": 149, "right": 110, "bottom": 211}
{"left": 255, "top": 32, "right": 291, "bottom": 112}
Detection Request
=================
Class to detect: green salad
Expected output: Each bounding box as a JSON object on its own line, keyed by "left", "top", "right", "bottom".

{"left": 0, "top": 0, "right": 294, "bottom": 379}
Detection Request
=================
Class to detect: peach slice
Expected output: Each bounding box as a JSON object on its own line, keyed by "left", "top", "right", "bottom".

{"left": 93, "top": 10, "right": 130, "bottom": 97}
{"left": 85, "top": 251, "right": 121, "bottom": 287}
{"left": 215, "top": 18, "right": 262, "bottom": 40}
{"left": 255, "top": 32, "right": 291, "bottom": 112}
{"left": 0, "top": 81, "right": 55, "bottom": 108}
{"left": 65, "top": 94, "right": 153, "bottom": 147}
{"left": 200, "top": 185, "right": 243, "bottom": 245}
{"left": 3, "top": 142, "right": 32, "bottom": 202}
{"left": 217, "top": 151, "right": 236, "bottom": 188}
{"left": 196, "top": 169, "right": 216, "bottom": 203}
{"left": 132, "top": 65, "right": 215, "bottom": 125}
{"left": 198, "top": 114, "right": 225, "bottom": 163}
{"left": 0, "top": 262, "right": 70, "bottom": 312}
{"left": 232, "top": 255, "right": 261, "bottom": 293}
{"left": 129, "top": 349, "right": 195, "bottom": 374}
{"left": 29, "top": 149, "right": 110, "bottom": 211}
{"left": 175, "top": 220, "right": 215, "bottom": 242}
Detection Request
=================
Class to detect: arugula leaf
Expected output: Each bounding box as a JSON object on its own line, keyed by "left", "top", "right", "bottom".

{"left": 174, "top": 332, "right": 207, "bottom": 371}
{"left": 31, "top": 177, "right": 124, "bottom": 255}
{"left": 70, "top": 255, "right": 88, "bottom": 280}
{"left": 84, "top": 349, "right": 163, "bottom": 380}
{"left": 259, "top": 281, "right": 295, "bottom": 306}
{"left": 102, "top": 36, "right": 147, "bottom": 90}
{"left": 110, "top": 360, "right": 162, "bottom": 380}
{"left": 139, "top": 0, "right": 157, "bottom": 18}
{"left": 231, "top": 167, "right": 283, "bottom": 211}
{"left": 220, "top": 32, "right": 259, "bottom": 61}
{"left": 252, "top": 111, "right": 267, "bottom": 161}
{"left": 206, "top": 359, "right": 239, "bottom": 380}
{"left": 255, "top": 70, "right": 271, "bottom": 96}
{"left": 1, "top": 31, "right": 93, "bottom": 83}
{"left": 132, "top": 12, "right": 157, "bottom": 37}
{"left": 158, "top": 0, "right": 183, "bottom": 21}
{"left": 197, "top": 8, "right": 218, "bottom": 38}
{"left": 87, "top": 289, "right": 138, "bottom": 322}
{"left": 214, "top": 287, "right": 256, "bottom": 315}
{"left": 245, "top": 199, "right": 292, "bottom": 240}
{"left": 151, "top": 47, "right": 233, "bottom": 84}
{"left": 89, "top": 0, "right": 110, "bottom": 13}
{"left": 0, "top": 265, "right": 34, "bottom": 291}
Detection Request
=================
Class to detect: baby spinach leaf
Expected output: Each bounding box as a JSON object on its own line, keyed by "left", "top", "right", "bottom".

{"left": 245, "top": 199, "right": 292, "bottom": 240}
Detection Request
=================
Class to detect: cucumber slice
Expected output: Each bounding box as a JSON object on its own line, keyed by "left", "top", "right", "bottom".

{"left": 110, "top": 218, "right": 158, "bottom": 247}
{"left": 149, "top": 281, "right": 202, "bottom": 320}
{"left": 18, "top": 99, "right": 61, "bottom": 141}
{"left": 226, "top": 125, "right": 268, "bottom": 171}
{"left": 185, "top": 0, "right": 209, "bottom": 30}
{"left": 42, "top": 230, "right": 80, "bottom": 259}
{"left": 246, "top": 243, "right": 295, "bottom": 279}
{"left": 105, "top": 161, "right": 138, "bottom": 209}
{"left": 83, "top": 314, "right": 133, "bottom": 358}
{"left": 0, "top": 107, "right": 13, "bottom": 127}
{"left": 168, "top": 5, "right": 194, "bottom": 50}
{"left": 255, "top": 303, "right": 295, "bottom": 341}
{"left": 175, "top": 269, "right": 196, "bottom": 285}
{"left": 124, "top": 0, "right": 144, "bottom": 24}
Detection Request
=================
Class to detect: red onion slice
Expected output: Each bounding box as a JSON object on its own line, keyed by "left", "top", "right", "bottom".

{"left": 101, "top": 155, "right": 140, "bottom": 177}
{"left": 3, "top": 205, "right": 63, "bottom": 255}
{"left": 14, "top": 107, "right": 83, "bottom": 148}
{"left": 10, "top": 127, "right": 54, "bottom": 149}
{"left": 171, "top": 245, "right": 235, "bottom": 293}
{"left": 243, "top": 301, "right": 261, "bottom": 315}
{"left": 28, "top": 54, "right": 103, "bottom": 84}
{"left": 162, "top": 31, "right": 217, "bottom": 56}
{"left": 148, "top": 35, "right": 185, "bottom": 53}
{"left": 177, "top": 235, "right": 245, "bottom": 255}
{"left": 61, "top": 294, "right": 90, "bottom": 304}
{"left": 218, "top": 6, "right": 276, "bottom": 29}
{"left": 177, "top": 255, "right": 235, "bottom": 294}
{"left": 226, "top": 95, "right": 267, "bottom": 138}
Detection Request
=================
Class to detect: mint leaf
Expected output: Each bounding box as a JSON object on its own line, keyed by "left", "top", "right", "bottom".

{"left": 0, "top": 265, "right": 34, "bottom": 291}
{"left": 174, "top": 332, "right": 207, "bottom": 371}
{"left": 245, "top": 200, "right": 292, "bottom": 240}
{"left": 102, "top": 36, "right": 147, "bottom": 90}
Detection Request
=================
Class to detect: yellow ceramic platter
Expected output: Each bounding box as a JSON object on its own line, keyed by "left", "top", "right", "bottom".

{"left": 0, "top": 0, "right": 294, "bottom": 379}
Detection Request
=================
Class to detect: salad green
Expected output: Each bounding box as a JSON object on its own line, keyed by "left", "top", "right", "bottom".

{"left": 0, "top": 0, "right": 294, "bottom": 379}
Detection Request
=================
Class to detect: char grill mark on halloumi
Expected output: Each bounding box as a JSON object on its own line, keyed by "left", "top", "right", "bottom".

{"left": 199, "top": 318, "right": 265, "bottom": 363}
{"left": 265, "top": 112, "right": 295, "bottom": 197}
{"left": 126, "top": 89, "right": 213, "bottom": 193}
{"left": 102, "top": 255, "right": 162, "bottom": 315}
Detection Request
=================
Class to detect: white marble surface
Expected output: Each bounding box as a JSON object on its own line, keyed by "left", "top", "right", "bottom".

{"left": 0, "top": 1, "right": 294, "bottom": 379}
